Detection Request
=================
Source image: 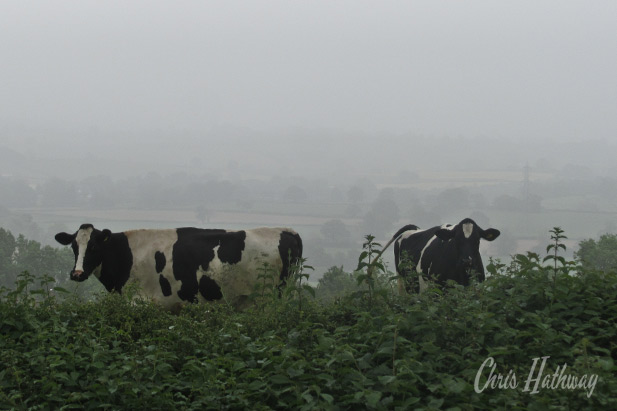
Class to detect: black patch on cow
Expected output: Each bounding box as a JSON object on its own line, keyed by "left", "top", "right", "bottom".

{"left": 159, "top": 274, "right": 172, "bottom": 297}
{"left": 172, "top": 228, "right": 247, "bottom": 302}
{"left": 155, "top": 251, "right": 166, "bottom": 274}
{"left": 96, "top": 232, "right": 133, "bottom": 293}
{"left": 278, "top": 230, "right": 303, "bottom": 284}
{"left": 199, "top": 274, "right": 223, "bottom": 301}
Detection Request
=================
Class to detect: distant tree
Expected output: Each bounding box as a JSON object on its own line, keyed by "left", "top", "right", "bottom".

{"left": 432, "top": 188, "right": 470, "bottom": 217}
{"left": 575, "top": 234, "right": 617, "bottom": 273}
{"left": 320, "top": 219, "right": 351, "bottom": 247}
{"left": 0, "top": 228, "right": 74, "bottom": 289}
{"left": 0, "top": 178, "right": 37, "bottom": 208}
{"left": 469, "top": 210, "right": 490, "bottom": 228}
{"left": 407, "top": 203, "right": 441, "bottom": 229}
{"left": 492, "top": 231, "right": 518, "bottom": 257}
{"left": 195, "top": 205, "right": 211, "bottom": 224}
{"left": 316, "top": 266, "right": 357, "bottom": 301}
{"left": 345, "top": 203, "right": 362, "bottom": 218}
{"left": 492, "top": 194, "right": 522, "bottom": 211}
{"left": 347, "top": 186, "right": 364, "bottom": 203}
{"left": 283, "top": 185, "right": 308, "bottom": 202}
{"left": 185, "top": 182, "right": 209, "bottom": 205}
{"left": 1, "top": 213, "right": 42, "bottom": 244}
{"left": 80, "top": 175, "right": 117, "bottom": 208}
{"left": 0, "top": 228, "right": 16, "bottom": 282}
{"left": 40, "top": 178, "right": 78, "bottom": 207}
{"left": 361, "top": 196, "right": 399, "bottom": 240}
{"left": 329, "top": 187, "right": 344, "bottom": 203}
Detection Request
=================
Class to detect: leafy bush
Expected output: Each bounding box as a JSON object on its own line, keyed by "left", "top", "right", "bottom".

{"left": 0, "top": 227, "right": 74, "bottom": 290}
{"left": 1, "top": 230, "right": 616, "bottom": 409}
{"left": 576, "top": 233, "right": 617, "bottom": 273}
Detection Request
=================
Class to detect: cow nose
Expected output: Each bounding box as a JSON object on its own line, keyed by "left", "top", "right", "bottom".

{"left": 71, "top": 270, "right": 84, "bottom": 279}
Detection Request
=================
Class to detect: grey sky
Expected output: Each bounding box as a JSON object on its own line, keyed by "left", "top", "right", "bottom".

{"left": 1, "top": 1, "right": 617, "bottom": 157}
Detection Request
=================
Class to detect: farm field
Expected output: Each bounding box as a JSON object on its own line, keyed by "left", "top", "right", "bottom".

{"left": 6, "top": 165, "right": 617, "bottom": 282}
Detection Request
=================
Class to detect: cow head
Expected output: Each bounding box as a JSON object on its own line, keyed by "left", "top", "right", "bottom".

{"left": 434, "top": 218, "right": 500, "bottom": 283}
{"left": 55, "top": 224, "right": 112, "bottom": 282}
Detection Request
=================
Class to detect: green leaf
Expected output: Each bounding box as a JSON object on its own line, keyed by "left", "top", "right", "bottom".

{"left": 302, "top": 285, "right": 316, "bottom": 297}
{"left": 379, "top": 375, "right": 397, "bottom": 385}
{"left": 287, "top": 366, "right": 304, "bottom": 378}
{"left": 320, "top": 393, "right": 334, "bottom": 404}
{"left": 270, "top": 374, "right": 292, "bottom": 385}
{"left": 444, "top": 377, "right": 467, "bottom": 394}
{"left": 358, "top": 251, "right": 369, "bottom": 263}
{"left": 366, "top": 391, "right": 382, "bottom": 407}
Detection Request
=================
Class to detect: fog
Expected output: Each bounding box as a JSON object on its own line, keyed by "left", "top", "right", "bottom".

{"left": 2, "top": 1, "right": 617, "bottom": 277}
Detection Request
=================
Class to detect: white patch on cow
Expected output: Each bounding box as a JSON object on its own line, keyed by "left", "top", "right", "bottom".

{"left": 74, "top": 227, "right": 93, "bottom": 273}
{"left": 125, "top": 229, "right": 179, "bottom": 306}
{"left": 417, "top": 237, "right": 438, "bottom": 274}
{"left": 208, "top": 244, "right": 224, "bottom": 271}
{"left": 206, "top": 227, "right": 286, "bottom": 305}
{"left": 418, "top": 274, "right": 428, "bottom": 293}
{"left": 463, "top": 222, "right": 474, "bottom": 238}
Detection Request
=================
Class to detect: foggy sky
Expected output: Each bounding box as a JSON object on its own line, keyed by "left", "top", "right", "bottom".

{"left": 2, "top": 1, "right": 617, "bottom": 164}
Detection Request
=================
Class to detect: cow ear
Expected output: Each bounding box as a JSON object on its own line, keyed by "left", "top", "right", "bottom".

{"left": 95, "top": 229, "right": 112, "bottom": 244}
{"left": 435, "top": 228, "right": 455, "bottom": 241}
{"left": 55, "top": 232, "right": 75, "bottom": 245}
{"left": 481, "top": 229, "right": 500, "bottom": 241}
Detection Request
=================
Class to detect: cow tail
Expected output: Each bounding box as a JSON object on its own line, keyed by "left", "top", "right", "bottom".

{"left": 373, "top": 224, "right": 419, "bottom": 263}
{"left": 390, "top": 224, "right": 420, "bottom": 243}
{"left": 365, "top": 224, "right": 419, "bottom": 278}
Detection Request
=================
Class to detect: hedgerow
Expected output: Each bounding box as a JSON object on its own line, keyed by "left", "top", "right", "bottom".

{"left": 1, "top": 230, "right": 616, "bottom": 410}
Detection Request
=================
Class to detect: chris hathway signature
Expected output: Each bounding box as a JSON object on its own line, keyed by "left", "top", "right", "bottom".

{"left": 474, "top": 356, "right": 599, "bottom": 398}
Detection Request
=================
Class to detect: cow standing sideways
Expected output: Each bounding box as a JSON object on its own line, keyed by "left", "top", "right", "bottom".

{"left": 391, "top": 218, "right": 500, "bottom": 293}
{"left": 55, "top": 225, "right": 303, "bottom": 310}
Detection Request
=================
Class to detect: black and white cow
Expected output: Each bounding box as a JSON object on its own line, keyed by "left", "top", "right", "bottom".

{"left": 55, "top": 224, "right": 303, "bottom": 310}
{"left": 392, "top": 218, "right": 500, "bottom": 293}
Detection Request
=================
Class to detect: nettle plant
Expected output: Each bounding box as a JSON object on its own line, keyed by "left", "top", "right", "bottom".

{"left": 487, "top": 227, "right": 573, "bottom": 277}
{"left": 250, "top": 252, "right": 315, "bottom": 313}
{"left": 282, "top": 256, "right": 315, "bottom": 313}
{"left": 485, "top": 226, "right": 581, "bottom": 315}
{"left": 355, "top": 235, "right": 398, "bottom": 306}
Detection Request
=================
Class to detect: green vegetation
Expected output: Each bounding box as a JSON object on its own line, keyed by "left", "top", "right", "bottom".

{"left": 576, "top": 233, "right": 617, "bottom": 273}
{"left": 1, "top": 229, "right": 616, "bottom": 409}
{"left": 0, "top": 228, "right": 74, "bottom": 290}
